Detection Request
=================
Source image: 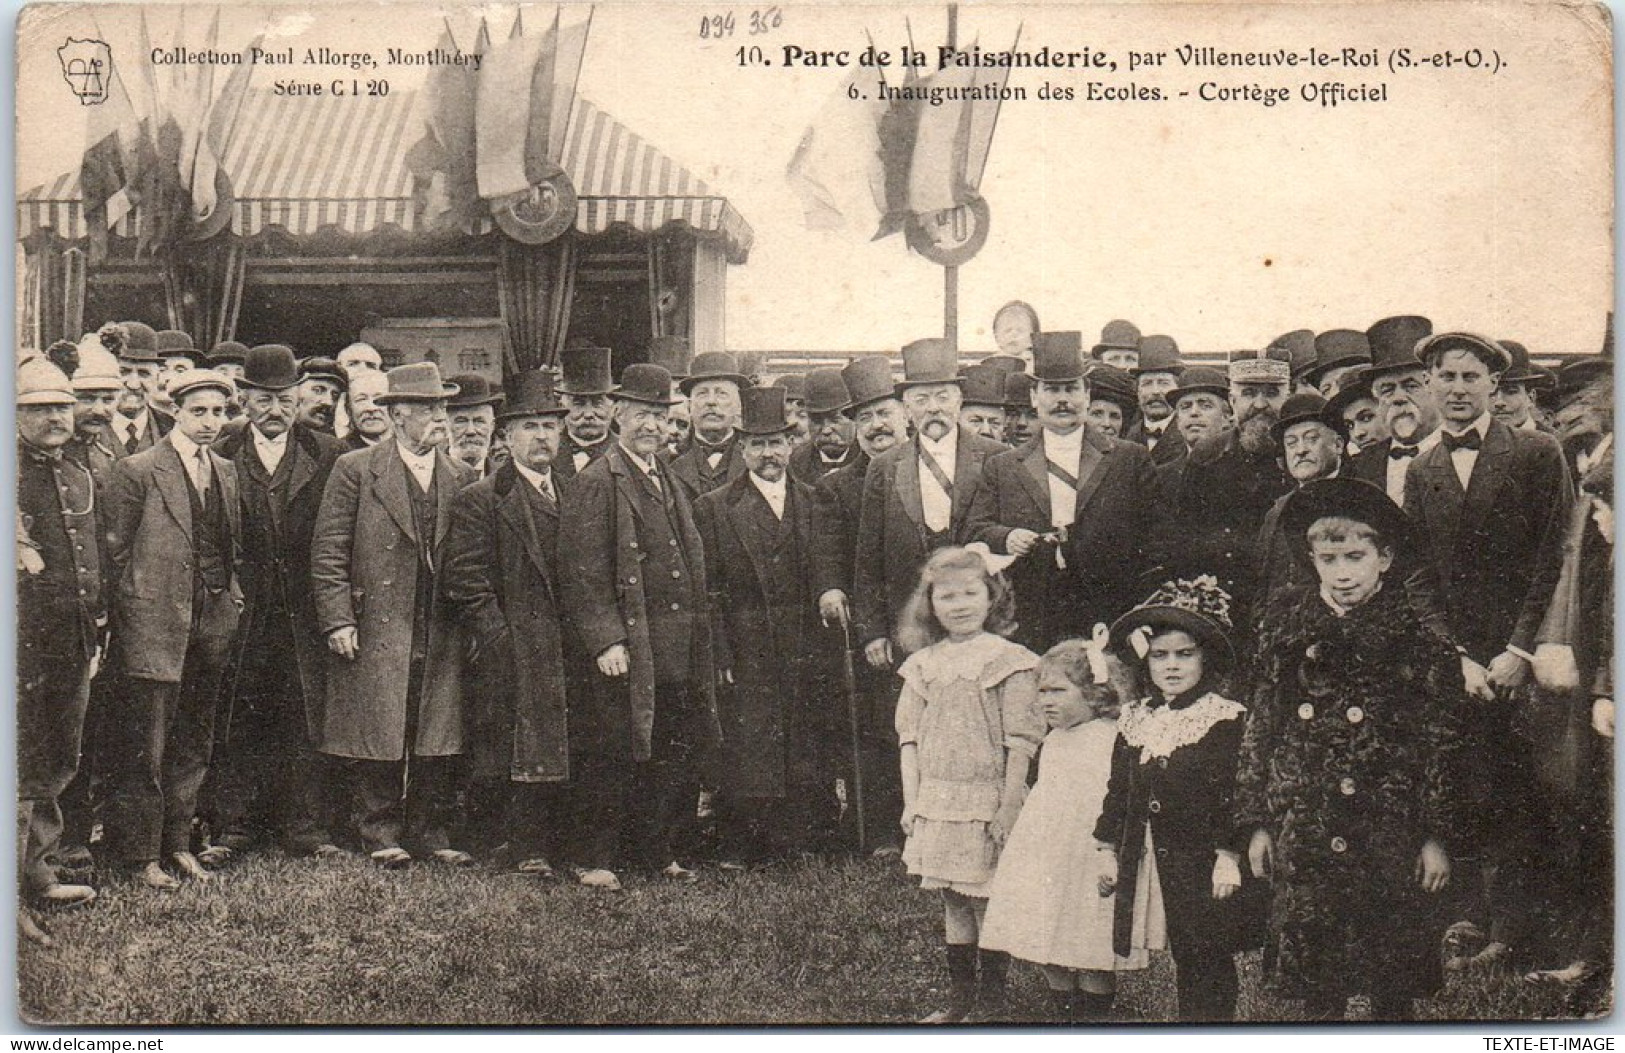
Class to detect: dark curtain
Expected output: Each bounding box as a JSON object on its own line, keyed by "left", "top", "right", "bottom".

{"left": 647, "top": 232, "right": 693, "bottom": 340}
{"left": 498, "top": 235, "right": 578, "bottom": 376}
{"left": 20, "top": 238, "right": 86, "bottom": 350}
{"left": 160, "top": 238, "right": 246, "bottom": 349}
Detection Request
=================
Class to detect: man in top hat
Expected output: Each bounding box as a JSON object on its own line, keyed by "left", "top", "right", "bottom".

{"left": 1303, "top": 330, "right": 1372, "bottom": 399}
{"left": 205, "top": 345, "right": 348, "bottom": 862}
{"left": 696, "top": 386, "right": 839, "bottom": 865}
{"left": 16, "top": 358, "right": 103, "bottom": 917}
{"left": 343, "top": 369, "right": 393, "bottom": 452}
{"left": 336, "top": 342, "right": 384, "bottom": 377}
{"left": 101, "top": 369, "right": 243, "bottom": 889}
{"left": 1402, "top": 331, "right": 1574, "bottom": 969}
{"left": 788, "top": 367, "right": 856, "bottom": 484}
{"left": 1269, "top": 329, "right": 1319, "bottom": 396}
{"left": 668, "top": 351, "right": 751, "bottom": 503}
{"left": 310, "top": 363, "right": 475, "bottom": 869}
{"left": 445, "top": 374, "right": 505, "bottom": 478}
{"left": 1491, "top": 340, "right": 1555, "bottom": 434}
{"left": 1002, "top": 372, "right": 1039, "bottom": 448}
{"left": 1254, "top": 392, "right": 1346, "bottom": 606}
{"left": 1086, "top": 363, "right": 1140, "bottom": 440}
{"left": 1346, "top": 315, "right": 1441, "bottom": 502}
{"left": 295, "top": 357, "right": 346, "bottom": 436}
{"left": 771, "top": 374, "right": 812, "bottom": 446}
{"left": 1150, "top": 350, "right": 1293, "bottom": 624}
{"left": 855, "top": 339, "right": 1008, "bottom": 668}
{"left": 558, "top": 363, "right": 720, "bottom": 883}
{"left": 109, "top": 322, "right": 173, "bottom": 456}
{"left": 968, "top": 332, "right": 1157, "bottom": 651}
{"left": 443, "top": 370, "right": 589, "bottom": 880}
{"left": 958, "top": 363, "right": 1009, "bottom": 443}
{"left": 1126, "top": 335, "right": 1188, "bottom": 465}
{"left": 1091, "top": 319, "right": 1142, "bottom": 371}
{"left": 554, "top": 345, "right": 618, "bottom": 481}
{"left": 810, "top": 355, "right": 910, "bottom": 856}
{"left": 1326, "top": 373, "right": 1389, "bottom": 454}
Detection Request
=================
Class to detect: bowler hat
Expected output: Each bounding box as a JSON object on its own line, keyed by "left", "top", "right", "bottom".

{"left": 1229, "top": 346, "right": 1293, "bottom": 386}
{"left": 1364, "top": 315, "right": 1434, "bottom": 378}
{"left": 1166, "top": 366, "right": 1231, "bottom": 408}
{"left": 772, "top": 373, "right": 808, "bottom": 404}
{"left": 298, "top": 356, "right": 348, "bottom": 390}
{"left": 1324, "top": 374, "right": 1378, "bottom": 432}
{"left": 1271, "top": 391, "right": 1335, "bottom": 444}
{"left": 804, "top": 368, "right": 851, "bottom": 415}
{"left": 207, "top": 341, "right": 249, "bottom": 367}
{"left": 558, "top": 345, "right": 617, "bottom": 396}
{"left": 375, "top": 362, "right": 460, "bottom": 405}
{"left": 1135, "top": 335, "right": 1185, "bottom": 377}
{"left": 897, "top": 339, "right": 962, "bottom": 389}
{"left": 1496, "top": 340, "right": 1553, "bottom": 387}
{"left": 960, "top": 364, "right": 1007, "bottom": 407}
{"left": 680, "top": 351, "right": 750, "bottom": 396}
{"left": 841, "top": 356, "right": 898, "bottom": 411}
{"left": 447, "top": 373, "right": 505, "bottom": 409}
{"left": 498, "top": 369, "right": 568, "bottom": 421}
{"left": 615, "top": 363, "right": 679, "bottom": 406}
{"left": 1003, "top": 371, "right": 1036, "bottom": 410}
{"left": 647, "top": 335, "right": 692, "bottom": 380}
{"left": 1091, "top": 319, "right": 1141, "bottom": 359}
{"left": 1269, "top": 330, "right": 1319, "bottom": 380}
{"left": 739, "top": 385, "right": 793, "bottom": 436}
{"left": 1415, "top": 331, "right": 1512, "bottom": 373}
{"left": 1281, "top": 477, "right": 1412, "bottom": 566}
{"left": 118, "top": 322, "right": 161, "bottom": 362}
{"left": 1109, "top": 576, "right": 1236, "bottom": 673}
{"left": 1087, "top": 364, "right": 1139, "bottom": 421}
{"left": 1302, "top": 330, "right": 1371, "bottom": 388}
{"left": 1031, "top": 331, "right": 1087, "bottom": 383}
{"left": 71, "top": 346, "right": 123, "bottom": 392}
{"left": 169, "top": 369, "right": 236, "bottom": 403}
{"left": 239, "top": 345, "right": 302, "bottom": 391}
{"left": 16, "top": 357, "right": 76, "bottom": 406}
{"left": 979, "top": 354, "right": 1027, "bottom": 375}
{"left": 156, "top": 329, "right": 199, "bottom": 363}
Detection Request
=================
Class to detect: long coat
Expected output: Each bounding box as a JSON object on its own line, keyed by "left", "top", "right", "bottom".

{"left": 103, "top": 437, "right": 244, "bottom": 683}
{"left": 788, "top": 441, "right": 855, "bottom": 486}
{"left": 557, "top": 443, "right": 720, "bottom": 762}
{"left": 1237, "top": 583, "right": 1465, "bottom": 1001}
{"left": 695, "top": 471, "right": 835, "bottom": 797}
{"left": 309, "top": 441, "right": 472, "bottom": 760}
{"left": 853, "top": 428, "right": 1007, "bottom": 647}
{"left": 215, "top": 420, "right": 344, "bottom": 738}
{"left": 442, "top": 462, "right": 572, "bottom": 782}
{"left": 966, "top": 426, "right": 1157, "bottom": 650}
{"left": 810, "top": 449, "right": 870, "bottom": 599}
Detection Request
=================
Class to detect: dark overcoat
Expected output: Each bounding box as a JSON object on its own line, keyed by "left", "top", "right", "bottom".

{"left": 788, "top": 442, "right": 854, "bottom": 485}
{"left": 553, "top": 433, "right": 612, "bottom": 481}
{"left": 557, "top": 443, "right": 721, "bottom": 762}
{"left": 665, "top": 433, "right": 747, "bottom": 504}
{"left": 103, "top": 437, "right": 243, "bottom": 683}
{"left": 442, "top": 462, "right": 572, "bottom": 782}
{"left": 1126, "top": 419, "right": 1188, "bottom": 467}
{"left": 809, "top": 449, "right": 870, "bottom": 599}
{"left": 308, "top": 441, "right": 472, "bottom": 760}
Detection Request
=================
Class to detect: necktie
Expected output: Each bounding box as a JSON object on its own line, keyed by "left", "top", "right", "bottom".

{"left": 1388, "top": 443, "right": 1420, "bottom": 460}
{"left": 1442, "top": 430, "right": 1483, "bottom": 453}
{"left": 124, "top": 424, "right": 139, "bottom": 455}
{"left": 193, "top": 448, "right": 212, "bottom": 495}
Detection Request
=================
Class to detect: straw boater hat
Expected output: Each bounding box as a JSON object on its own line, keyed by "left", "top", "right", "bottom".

{"left": 841, "top": 356, "right": 898, "bottom": 412}
{"left": 1280, "top": 476, "right": 1412, "bottom": 566}
{"left": 1363, "top": 315, "right": 1434, "bottom": 379}
{"left": 960, "top": 364, "right": 1008, "bottom": 408}
{"left": 680, "top": 351, "right": 750, "bottom": 396}
{"left": 498, "top": 369, "right": 569, "bottom": 421}
{"left": 446, "top": 374, "right": 506, "bottom": 409}
{"left": 1270, "top": 391, "right": 1334, "bottom": 444}
{"left": 375, "top": 362, "right": 460, "bottom": 405}
{"left": 1302, "top": 330, "right": 1372, "bottom": 389}
{"left": 896, "top": 339, "right": 962, "bottom": 389}
{"left": 238, "top": 345, "right": 302, "bottom": 391}
{"left": 738, "top": 386, "right": 794, "bottom": 436}
{"left": 1414, "top": 331, "right": 1512, "bottom": 373}
{"left": 803, "top": 368, "right": 851, "bottom": 415}
{"left": 17, "top": 358, "right": 77, "bottom": 405}
{"left": 1091, "top": 319, "right": 1141, "bottom": 360}
{"left": 1031, "top": 331, "right": 1087, "bottom": 383}
{"left": 1269, "top": 330, "right": 1319, "bottom": 383}
{"left": 615, "top": 363, "right": 680, "bottom": 406}
{"left": 168, "top": 369, "right": 236, "bottom": 403}
{"left": 1135, "top": 335, "right": 1185, "bottom": 377}
{"left": 1109, "top": 576, "right": 1237, "bottom": 672}
{"left": 558, "top": 345, "right": 617, "bottom": 397}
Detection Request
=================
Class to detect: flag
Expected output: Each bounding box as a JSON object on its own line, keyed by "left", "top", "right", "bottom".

{"left": 871, "top": 54, "right": 920, "bottom": 240}
{"left": 406, "top": 18, "right": 487, "bottom": 230}
{"left": 905, "top": 61, "right": 977, "bottom": 215}
{"left": 540, "top": 10, "right": 591, "bottom": 167}
{"left": 785, "top": 70, "right": 887, "bottom": 233}
{"left": 964, "top": 26, "right": 1020, "bottom": 190}
{"left": 476, "top": 13, "right": 554, "bottom": 199}
{"left": 192, "top": 29, "right": 261, "bottom": 225}
{"left": 81, "top": 51, "right": 141, "bottom": 256}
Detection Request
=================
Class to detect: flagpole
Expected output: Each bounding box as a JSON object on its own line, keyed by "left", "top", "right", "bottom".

{"left": 943, "top": 3, "right": 959, "bottom": 349}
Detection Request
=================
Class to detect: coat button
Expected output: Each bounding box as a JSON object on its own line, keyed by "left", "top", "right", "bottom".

{"left": 671, "top": 571, "right": 681, "bottom": 579}
{"left": 1346, "top": 706, "right": 1365, "bottom": 724}
{"left": 627, "top": 618, "right": 636, "bottom": 627}
{"left": 1339, "top": 777, "right": 1356, "bottom": 796}
{"left": 1148, "top": 800, "right": 1161, "bottom": 814}
{"left": 381, "top": 616, "right": 390, "bottom": 623}
{"left": 670, "top": 539, "right": 678, "bottom": 546}
{"left": 630, "top": 541, "right": 638, "bottom": 549}
{"left": 1330, "top": 836, "right": 1348, "bottom": 853}
{"left": 670, "top": 603, "right": 681, "bottom": 611}
{"left": 1298, "top": 703, "right": 1314, "bottom": 720}
{"left": 628, "top": 576, "right": 637, "bottom": 584}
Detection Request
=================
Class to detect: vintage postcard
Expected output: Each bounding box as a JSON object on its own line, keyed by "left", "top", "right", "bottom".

{"left": 12, "top": 0, "right": 1615, "bottom": 1029}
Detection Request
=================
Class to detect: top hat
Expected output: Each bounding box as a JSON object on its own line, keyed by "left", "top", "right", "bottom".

{"left": 1269, "top": 330, "right": 1319, "bottom": 380}
{"left": 615, "top": 363, "right": 679, "bottom": 406}
{"left": 1302, "top": 330, "right": 1371, "bottom": 388}
{"left": 978, "top": 354, "right": 1027, "bottom": 375}
{"left": 1415, "top": 331, "right": 1512, "bottom": 373}
{"left": 1088, "top": 364, "right": 1139, "bottom": 419}
{"left": 375, "top": 362, "right": 460, "bottom": 405}
{"left": 1281, "top": 477, "right": 1412, "bottom": 566}
{"left": 1031, "top": 331, "right": 1087, "bottom": 383}
{"left": 960, "top": 364, "right": 1008, "bottom": 407}
{"left": 647, "top": 335, "right": 692, "bottom": 380}
{"left": 71, "top": 346, "right": 123, "bottom": 392}
{"left": 1091, "top": 319, "right": 1142, "bottom": 359}
{"left": 1003, "top": 371, "right": 1036, "bottom": 409}
{"left": 1494, "top": 340, "right": 1552, "bottom": 387}
{"left": 446, "top": 373, "right": 506, "bottom": 409}
{"left": 804, "top": 368, "right": 851, "bottom": 415}
{"left": 1271, "top": 391, "right": 1335, "bottom": 443}
{"left": 841, "top": 355, "right": 898, "bottom": 411}
{"left": 155, "top": 329, "right": 199, "bottom": 362}
{"left": 680, "top": 351, "right": 750, "bottom": 396}
{"left": 1166, "top": 366, "right": 1231, "bottom": 408}
{"left": 239, "top": 345, "right": 302, "bottom": 391}
{"left": 1364, "top": 315, "right": 1434, "bottom": 378}
{"left": 168, "top": 369, "right": 236, "bottom": 403}
{"left": 498, "top": 369, "right": 568, "bottom": 421}
{"left": 1228, "top": 346, "right": 1293, "bottom": 386}
{"left": 1109, "top": 575, "right": 1237, "bottom": 673}
{"left": 897, "top": 339, "right": 962, "bottom": 389}
{"left": 206, "top": 341, "right": 249, "bottom": 367}
{"left": 772, "top": 373, "right": 808, "bottom": 403}
{"left": 16, "top": 357, "right": 76, "bottom": 406}
{"left": 739, "top": 385, "right": 793, "bottom": 436}
{"left": 558, "top": 345, "right": 617, "bottom": 396}
{"left": 298, "top": 356, "right": 348, "bottom": 389}
{"left": 1136, "top": 335, "right": 1185, "bottom": 377}
{"left": 118, "top": 322, "right": 161, "bottom": 362}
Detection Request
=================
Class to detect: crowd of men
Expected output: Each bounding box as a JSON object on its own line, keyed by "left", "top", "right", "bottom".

{"left": 16, "top": 311, "right": 1614, "bottom": 995}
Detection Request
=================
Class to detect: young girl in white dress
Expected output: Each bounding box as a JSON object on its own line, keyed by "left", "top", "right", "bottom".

{"left": 980, "top": 630, "right": 1165, "bottom": 1021}
{"left": 895, "top": 546, "right": 1044, "bottom": 1024}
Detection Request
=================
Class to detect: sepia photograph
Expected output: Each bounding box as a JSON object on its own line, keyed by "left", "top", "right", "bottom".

{"left": 9, "top": 0, "right": 1617, "bottom": 1028}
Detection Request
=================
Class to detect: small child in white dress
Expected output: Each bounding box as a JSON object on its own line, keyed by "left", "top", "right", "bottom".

{"left": 981, "top": 630, "right": 1166, "bottom": 1021}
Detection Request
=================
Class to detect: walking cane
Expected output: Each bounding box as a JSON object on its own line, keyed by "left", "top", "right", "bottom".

{"left": 840, "top": 620, "right": 869, "bottom": 853}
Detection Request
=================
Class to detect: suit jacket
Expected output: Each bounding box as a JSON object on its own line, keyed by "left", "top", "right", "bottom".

{"left": 443, "top": 462, "right": 573, "bottom": 781}
{"left": 967, "top": 426, "right": 1158, "bottom": 650}
{"left": 309, "top": 441, "right": 473, "bottom": 759}
{"left": 1127, "top": 418, "right": 1188, "bottom": 467}
{"left": 853, "top": 427, "right": 1008, "bottom": 646}
{"left": 103, "top": 435, "right": 244, "bottom": 683}
{"left": 107, "top": 407, "right": 174, "bottom": 458}
{"left": 557, "top": 443, "right": 721, "bottom": 762}
{"left": 1403, "top": 419, "right": 1573, "bottom": 662}
{"left": 665, "top": 432, "right": 747, "bottom": 504}
{"left": 788, "top": 441, "right": 855, "bottom": 486}
{"left": 553, "top": 433, "right": 614, "bottom": 481}
{"left": 1346, "top": 441, "right": 1389, "bottom": 488}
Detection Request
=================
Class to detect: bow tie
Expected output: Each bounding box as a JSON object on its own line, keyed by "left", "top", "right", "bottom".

{"left": 1388, "top": 443, "right": 1420, "bottom": 460}
{"left": 1441, "top": 430, "right": 1483, "bottom": 453}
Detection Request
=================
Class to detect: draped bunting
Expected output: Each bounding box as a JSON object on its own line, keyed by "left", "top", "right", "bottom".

{"left": 159, "top": 239, "right": 245, "bottom": 348}
{"left": 497, "top": 235, "right": 577, "bottom": 373}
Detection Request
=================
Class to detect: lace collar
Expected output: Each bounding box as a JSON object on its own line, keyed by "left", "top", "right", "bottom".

{"left": 899, "top": 632, "right": 1037, "bottom": 691}
{"left": 1118, "top": 691, "right": 1245, "bottom": 762}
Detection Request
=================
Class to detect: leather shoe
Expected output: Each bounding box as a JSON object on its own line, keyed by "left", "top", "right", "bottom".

{"left": 36, "top": 882, "right": 96, "bottom": 908}
{"left": 370, "top": 847, "right": 412, "bottom": 870}
{"left": 19, "top": 910, "right": 53, "bottom": 948}
{"left": 196, "top": 844, "right": 234, "bottom": 867}
{"left": 575, "top": 867, "right": 622, "bottom": 890}
{"left": 54, "top": 846, "right": 94, "bottom": 872}
{"left": 170, "top": 851, "right": 213, "bottom": 883}
{"left": 138, "top": 861, "right": 180, "bottom": 890}
{"left": 431, "top": 848, "right": 475, "bottom": 867}
{"left": 515, "top": 857, "right": 555, "bottom": 878}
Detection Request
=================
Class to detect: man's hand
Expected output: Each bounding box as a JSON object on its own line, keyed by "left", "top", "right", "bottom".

{"left": 1212, "top": 849, "right": 1242, "bottom": 900}
{"left": 1486, "top": 650, "right": 1531, "bottom": 696}
{"left": 1461, "top": 655, "right": 1494, "bottom": 701}
{"left": 597, "top": 643, "right": 630, "bottom": 677}
{"left": 864, "top": 637, "right": 893, "bottom": 670}
{"left": 818, "top": 589, "right": 850, "bottom": 628}
{"left": 327, "top": 626, "right": 359, "bottom": 660}
{"left": 1248, "top": 828, "right": 1274, "bottom": 881}
{"left": 1415, "top": 839, "right": 1450, "bottom": 893}
{"left": 1097, "top": 847, "right": 1119, "bottom": 898}
{"left": 1593, "top": 698, "right": 1614, "bottom": 739}
{"left": 1006, "top": 528, "right": 1041, "bottom": 557}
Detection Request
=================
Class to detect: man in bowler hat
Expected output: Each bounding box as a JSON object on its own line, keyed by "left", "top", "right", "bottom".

{"left": 787, "top": 368, "right": 856, "bottom": 484}
{"left": 1126, "top": 335, "right": 1188, "bottom": 465}
{"left": 667, "top": 351, "right": 752, "bottom": 503}
{"left": 445, "top": 374, "right": 505, "bottom": 478}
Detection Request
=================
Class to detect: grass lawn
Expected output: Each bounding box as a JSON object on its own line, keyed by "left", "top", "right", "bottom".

{"left": 17, "top": 852, "right": 1599, "bottom": 1027}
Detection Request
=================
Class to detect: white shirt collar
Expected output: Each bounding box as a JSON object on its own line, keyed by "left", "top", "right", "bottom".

{"left": 250, "top": 424, "right": 287, "bottom": 448}
{"left": 169, "top": 428, "right": 204, "bottom": 462}
{"left": 919, "top": 426, "right": 958, "bottom": 463}
{"left": 1443, "top": 413, "right": 1493, "bottom": 441}
{"left": 396, "top": 440, "right": 436, "bottom": 473}
{"left": 514, "top": 460, "right": 554, "bottom": 495}
{"left": 749, "top": 470, "right": 787, "bottom": 503}
{"left": 119, "top": 409, "right": 149, "bottom": 437}
{"left": 1042, "top": 426, "right": 1086, "bottom": 459}
{"left": 618, "top": 441, "right": 659, "bottom": 475}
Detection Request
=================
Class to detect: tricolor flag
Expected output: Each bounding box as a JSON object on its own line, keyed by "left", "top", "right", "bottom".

{"left": 406, "top": 18, "right": 487, "bottom": 230}
{"left": 784, "top": 70, "right": 887, "bottom": 233}
{"left": 475, "top": 7, "right": 592, "bottom": 202}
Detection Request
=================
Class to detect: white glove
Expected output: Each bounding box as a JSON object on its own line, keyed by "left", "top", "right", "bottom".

{"left": 1212, "top": 849, "right": 1242, "bottom": 899}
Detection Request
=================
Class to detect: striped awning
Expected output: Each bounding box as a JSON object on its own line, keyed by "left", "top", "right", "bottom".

{"left": 19, "top": 90, "right": 753, "bottom": 263}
